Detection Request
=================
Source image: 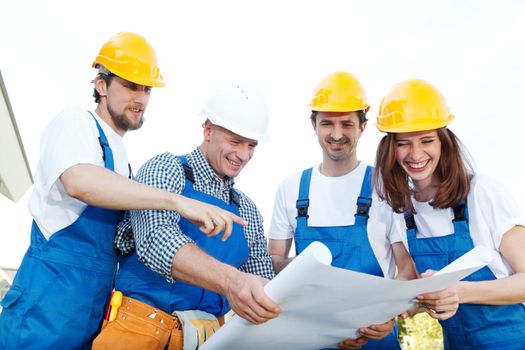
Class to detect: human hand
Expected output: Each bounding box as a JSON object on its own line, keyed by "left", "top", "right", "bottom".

{"left": 416, "top": 269, "right": 459, "bottom": 320}
{"left": 177, "top": 196, "right": 246, "bottom": 240}
{"left": 399, "top": 304, "right": 423, "bottom": 319}
{"left": 337, "top": 336, "right": 368, "bottom": 349}
{"left": 358, "top": 319, "right": 395, "bottom": 340}
{"left": 225, "top": 272, "right": 280, "bottom": 324}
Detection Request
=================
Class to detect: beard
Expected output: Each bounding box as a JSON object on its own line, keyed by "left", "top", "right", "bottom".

{"left": 108, "top": 104, "right": 145, "bottom": 131}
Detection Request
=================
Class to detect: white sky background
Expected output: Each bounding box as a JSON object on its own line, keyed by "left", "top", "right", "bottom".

{"left": 1, "top": 0, "right": 525, "bottom": 268}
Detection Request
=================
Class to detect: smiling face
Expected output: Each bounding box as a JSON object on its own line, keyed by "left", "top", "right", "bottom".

{"left": 313, "top": 111, "right": 365, "bottom": 164}
{"left": 394, "top": 129, "right": 442, "bottom": 193}
{"left": 95, "top": 75, "right": 152, "bottom": 135}
{"left": 201, "top": 121, "right": 258, "bottom": 179}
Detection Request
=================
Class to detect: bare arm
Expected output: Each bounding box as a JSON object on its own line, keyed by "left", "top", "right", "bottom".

{"left": 458, "top": 225, "right": 525, "bottom": 305}
{"left": 171, "top": 243, "right": 280, "bottom": 324}
{"left": 392, "top": 242, "right": 418, "bottom": 281}
{"left": 60, "top": 163, "right": 245, "bottom": 238}
{"left": 268, "top": 238, "right": 294, "bottom": 273}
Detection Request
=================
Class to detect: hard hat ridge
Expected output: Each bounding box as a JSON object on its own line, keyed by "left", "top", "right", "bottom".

{"left": 376, "top": 79, "right": 454, "bottom": 133}
{"left": 93, "top": 32, "right": 165, "bottom": 88}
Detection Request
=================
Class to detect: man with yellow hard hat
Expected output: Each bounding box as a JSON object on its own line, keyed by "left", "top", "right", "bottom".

{"left": 0, "top": 32, "right": 243, "bottom": 349}
{"left": 268, "top": 72, "right": 417, "bottom": 349}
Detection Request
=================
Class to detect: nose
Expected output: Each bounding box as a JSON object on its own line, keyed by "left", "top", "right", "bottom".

{"left": 330, "top": 124, "right": 344, "bottom": 140}
{"left": 133, "top": 88, "right": 149, "bottom": 103}
{"left": 236, "top": 144, "right": 253, "bottom": 162}
{"left": 408, "top": 143, "right": 425, "bottom": 160}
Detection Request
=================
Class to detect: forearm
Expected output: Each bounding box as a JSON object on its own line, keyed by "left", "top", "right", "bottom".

{"left": 459, "top": 273, "right": 525, "bottom": 305}
{"left": 61, "top": 163, "right": 184, "bottom": 211}
{"left": 271, "top": 255, "right": 294, "bottom": 273}
{"left": 392, "top": 242, "right": 418, "bottom": 281}
{"left": 395, "top": 267, "right": 417, "bottom": 281}
{"left": 268, "top": 238, "right": 293, "bottom": 273}
{"left": 170, "top": 243, "right": 239, "bottom": 295}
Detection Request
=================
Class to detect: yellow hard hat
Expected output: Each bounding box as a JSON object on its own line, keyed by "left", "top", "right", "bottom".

{"left": 93, "top": 32, "right": 165, "bottom": 88}
{"left": 377, "top": 79, "right": 454, "bottom": 133}
{"left": 309, "top": 71, "right": 369, "bottom": 112}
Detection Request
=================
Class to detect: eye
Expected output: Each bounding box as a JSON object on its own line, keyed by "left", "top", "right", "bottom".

{"left": 396, "top": 142, "right": 409, "bottom": 147}
{"left": 421, "top": 138, "right": 435, "bottom": 144}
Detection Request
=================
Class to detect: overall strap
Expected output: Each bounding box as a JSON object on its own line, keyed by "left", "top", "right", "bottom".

{"left": 406, "top": 200, "right": 470, "bottom": 241}
{"left": 296, "top": 168, "right": 313, "bottom": 226}
{"left": 452, "top": 199, "right": 470, "bottom": 235}
{"left": 176, "top": 156, "right": 240, "bottom": 208}
{"left": 177, "top": 156, "right": 195, "bottom": 193}
{"left": 405, "top": 212, "right": 418, "bottom": 241}
{"left": 88, "top": 111, "right": 114, "bottom": 171}
{"left": 354, "top": 165, "right": 373, "bottom": 226}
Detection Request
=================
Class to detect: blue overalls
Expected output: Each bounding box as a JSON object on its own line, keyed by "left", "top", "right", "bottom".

{"left": 115, "top": 156, "right": 249, "bottom": 317}
{"left": 405, "top": 200, "right": 525, "bottom": 349}
{"left": 0, "top": 115, "right": 123, "bottom": 349}
{"left": 294, "top": 166, "right": 400, "bottom": 350}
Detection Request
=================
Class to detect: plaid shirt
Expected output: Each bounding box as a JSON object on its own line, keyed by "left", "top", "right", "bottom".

{"left": 115, "top": 147, "right": 275, "bottom": 282}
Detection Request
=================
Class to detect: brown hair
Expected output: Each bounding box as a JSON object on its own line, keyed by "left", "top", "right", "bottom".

{"left": 373, "top": 128, "right": 474, "bottom": 213}
{"left": 92, "top": 72, "right": 115, "bottom": 103}
{"left": 310, "top": 110, "right": 368, "bottom": 125}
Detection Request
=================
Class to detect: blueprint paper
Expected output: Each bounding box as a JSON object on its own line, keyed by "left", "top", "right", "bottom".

{"left": 202, "top": 242, "right": 494, "bottom": 350}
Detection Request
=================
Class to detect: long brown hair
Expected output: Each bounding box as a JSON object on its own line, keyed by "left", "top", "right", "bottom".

{"left": 374, "top": 128, "right": 474, "bottom": 213}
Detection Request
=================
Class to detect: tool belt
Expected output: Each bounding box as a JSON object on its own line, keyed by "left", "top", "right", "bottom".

{"left": 92, "top": 296, "right": 223, "bottom": 350}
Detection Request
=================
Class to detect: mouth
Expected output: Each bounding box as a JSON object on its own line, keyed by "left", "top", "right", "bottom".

{"left": 129, "top": 106, "right": 144, "bottom": 115}
{"left": 406, "top": 159, "right": 430, "bottom": 171}
{"left": 327, "top": 140, "right": 347, "bottom": 149}
{"left": 227, "top": 158, "right": 242, "bottom": 168}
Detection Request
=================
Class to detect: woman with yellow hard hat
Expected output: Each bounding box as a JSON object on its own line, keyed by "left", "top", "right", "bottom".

{"left": 374, "top": 79, "right": 525, "bottom": 349}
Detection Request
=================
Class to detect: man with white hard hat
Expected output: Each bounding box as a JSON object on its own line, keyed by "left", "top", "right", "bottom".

{"left": 93, "top": 82, "right": 280, "bottom": 349}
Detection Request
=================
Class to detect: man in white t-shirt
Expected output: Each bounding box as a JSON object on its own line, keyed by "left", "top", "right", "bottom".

{"left": 0, "top": 32, "right": 243, "bottom": 350}
{"left": 268, "top": 72, "right": 417, "bottom": 350}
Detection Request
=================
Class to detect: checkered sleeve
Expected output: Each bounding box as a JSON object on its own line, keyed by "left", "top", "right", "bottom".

{"left": 237, "top": 192, "right": 276, "bottom": 279}
{"left": 130, "top": 153, "right": 194, "bottom": 281}
{"left": 114, "top": 212, "right": 135, "bottom": 253}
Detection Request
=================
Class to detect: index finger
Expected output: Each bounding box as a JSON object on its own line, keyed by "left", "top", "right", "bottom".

{"left": 231, "top": 212, "right": 247, "bottom": 227}
{"left": 221, "top": 212, "right": 247, "bottom": 241}
{"left": 417, "top": 287, "right": 453, "bottom": 300}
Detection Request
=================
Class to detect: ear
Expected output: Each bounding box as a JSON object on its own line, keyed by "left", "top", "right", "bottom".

{"left": 94, "top": 76, "right": 108, "bottom": 98}
{"left": 203, "top": 119, "right": 213, "bottom": 141}
{"left": 359, "top": 120, "right": 367, "bottom": 133}
{"left": 311, "top": 118, "right": 317, "bottom": 131}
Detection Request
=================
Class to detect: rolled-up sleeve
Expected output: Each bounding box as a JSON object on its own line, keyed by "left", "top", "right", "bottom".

{"left": 237, "top": 194, "right": 275, "bottom": 280}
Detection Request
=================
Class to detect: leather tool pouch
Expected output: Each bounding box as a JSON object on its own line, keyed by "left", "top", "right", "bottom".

{"left": 92, "top": 296, "right": 180, "bottom": 350}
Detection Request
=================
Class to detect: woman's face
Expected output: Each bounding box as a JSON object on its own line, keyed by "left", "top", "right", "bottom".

{"left": 394, "top": 129, "right": 441, "bottom": 192}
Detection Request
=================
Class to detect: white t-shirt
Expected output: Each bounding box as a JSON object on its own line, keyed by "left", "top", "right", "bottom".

{"left": 28, "top": 108, "right": 129, "bottom": 239}
{"left": 397, "top": 174, "right": 525, "bottom": 281}
{"left": 268, "top": 162, "right": 405, "bottom": 278}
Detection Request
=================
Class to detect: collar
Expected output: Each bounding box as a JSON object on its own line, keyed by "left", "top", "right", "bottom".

{"left": 189, "top": 147, "right": 235, "bottom": 190}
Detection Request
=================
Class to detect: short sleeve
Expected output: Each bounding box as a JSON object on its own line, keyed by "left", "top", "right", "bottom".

{"left": 38, "top": 108, "right": 102, "bottom": 193}
{"left": 470, "top": 175, "right": 525, "bottom": 250}
{"left": 268, "top": 176, "right": 297, "bottom": 240}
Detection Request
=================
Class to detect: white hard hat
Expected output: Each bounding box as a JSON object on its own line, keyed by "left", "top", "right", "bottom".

{"left": 201, "top": 82, "right": 270, "bottom": 141}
